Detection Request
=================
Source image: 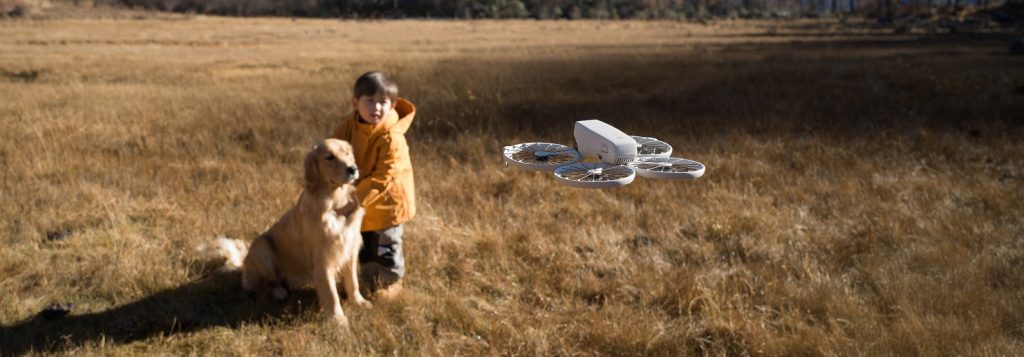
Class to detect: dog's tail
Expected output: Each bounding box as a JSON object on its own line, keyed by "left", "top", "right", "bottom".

{"left": 199, "top": 236, "right": 249, "bottom": 271}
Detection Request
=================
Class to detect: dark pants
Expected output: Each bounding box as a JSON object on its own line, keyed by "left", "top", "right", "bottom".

{"left": 358, "top": 224, "right": 404, "bottom": 289}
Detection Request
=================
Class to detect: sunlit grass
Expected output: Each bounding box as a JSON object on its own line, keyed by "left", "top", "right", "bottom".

{"left": 1, "top": 15, "right": 1022, "bottom": 355}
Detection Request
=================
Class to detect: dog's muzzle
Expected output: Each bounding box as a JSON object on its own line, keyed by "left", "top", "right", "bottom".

{"left": 346, "top": 166, "right": 359, "bottom": 182}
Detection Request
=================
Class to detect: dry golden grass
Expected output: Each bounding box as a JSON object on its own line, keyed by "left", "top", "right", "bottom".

{"left": 2, "top": 15, "right": 1023, "bottom": 355}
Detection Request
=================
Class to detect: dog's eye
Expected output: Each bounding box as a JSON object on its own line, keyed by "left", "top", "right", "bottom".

{"left": 325, "top": 155, "right": 336, "bottom": 161}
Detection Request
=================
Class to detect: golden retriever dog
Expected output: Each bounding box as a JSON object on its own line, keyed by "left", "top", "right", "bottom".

{"left": 213, "top": 138, "right": 370, "bottom": 327}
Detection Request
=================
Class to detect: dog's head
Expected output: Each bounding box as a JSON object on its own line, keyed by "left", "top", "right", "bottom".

{"left": 305, "top": 139, "right": 359, "bottom": 191}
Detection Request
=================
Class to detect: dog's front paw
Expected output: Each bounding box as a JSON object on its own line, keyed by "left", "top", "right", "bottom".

{"left": 354, "top": 297, "right": 373, "bottom": 309}
{"left": 332, "top": 313, "right": 351, "bottom": 330}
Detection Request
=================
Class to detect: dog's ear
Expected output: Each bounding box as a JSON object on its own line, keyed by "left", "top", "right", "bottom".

{"left": 304, "top": 145, "right": 321, "bottom": 191}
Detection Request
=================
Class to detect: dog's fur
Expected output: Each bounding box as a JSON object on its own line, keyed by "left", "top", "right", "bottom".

{"left": 215, "top": 138, "right": 370, "bottom": 327}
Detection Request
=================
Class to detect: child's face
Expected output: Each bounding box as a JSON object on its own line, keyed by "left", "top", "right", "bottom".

{"left": 351, "top": 93, "right": 394, "bottom": 124}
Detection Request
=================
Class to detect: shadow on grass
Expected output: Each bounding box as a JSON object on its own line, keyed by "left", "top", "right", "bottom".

{"left": 0, "top": 271, "right": 320, "bottom": 355}
{"left": 409, "top": 34, "right": 1023, "bottom": 144}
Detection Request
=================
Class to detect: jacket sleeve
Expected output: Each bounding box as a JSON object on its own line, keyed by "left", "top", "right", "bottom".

{"left": 356, "top": 134, "right": 407, "bottom": 207}
{"left": 330, "top": 117, "right": 351, "bottom": 141}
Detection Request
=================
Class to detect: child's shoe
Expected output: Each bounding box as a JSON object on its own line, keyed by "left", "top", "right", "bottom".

{"left": 373, "top": 280, "right": 403, "bottom": 300}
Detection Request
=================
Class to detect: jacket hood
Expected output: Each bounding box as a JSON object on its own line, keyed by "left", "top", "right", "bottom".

{"left": 389, "top": 98, "right": 415, "bottom": 134}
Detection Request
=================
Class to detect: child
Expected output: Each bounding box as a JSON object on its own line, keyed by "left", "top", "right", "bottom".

{"left": 331, "top": 71, "right": 416, "bottom": 300}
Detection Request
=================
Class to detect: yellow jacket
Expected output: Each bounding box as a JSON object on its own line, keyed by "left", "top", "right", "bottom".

{"left": 331, "top": 98, "right": 416, "bottom": 232}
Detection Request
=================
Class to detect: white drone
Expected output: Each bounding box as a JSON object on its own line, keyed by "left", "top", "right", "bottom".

{"left": 503, "top": 119, "right": 706, "bottom": 188}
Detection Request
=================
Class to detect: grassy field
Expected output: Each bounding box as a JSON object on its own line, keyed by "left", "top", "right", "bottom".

{"left": 1, "top": 14, "right": 1023, "bottom": 355}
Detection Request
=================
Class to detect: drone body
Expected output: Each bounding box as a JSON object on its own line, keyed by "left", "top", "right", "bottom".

{"left": 574, "top": 120, "right": 637, "bottom": 165}
{"left": 503, "top": 119, "right": 705, "bottom": 188}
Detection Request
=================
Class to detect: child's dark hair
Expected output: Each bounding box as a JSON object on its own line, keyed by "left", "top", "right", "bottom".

{"left": 353, "top": 71, "right": 398, "bottom": 100}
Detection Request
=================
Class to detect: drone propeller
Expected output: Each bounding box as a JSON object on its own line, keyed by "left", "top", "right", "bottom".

{"left": 553, "top": 163, "right": 636, "bottom": 188}
{"left": 503, "top": 142, "right": 581, "bottom": 171}
{"left": 628, "top": 156, "right": 705, "bottom": 180}
{"left": 631, "top": 136, "right": 673, "bottom": 157}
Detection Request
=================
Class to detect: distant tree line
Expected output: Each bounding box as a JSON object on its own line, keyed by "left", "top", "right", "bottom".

{"left": 78, "top": 0, "right": 1024, "bottom": 20}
